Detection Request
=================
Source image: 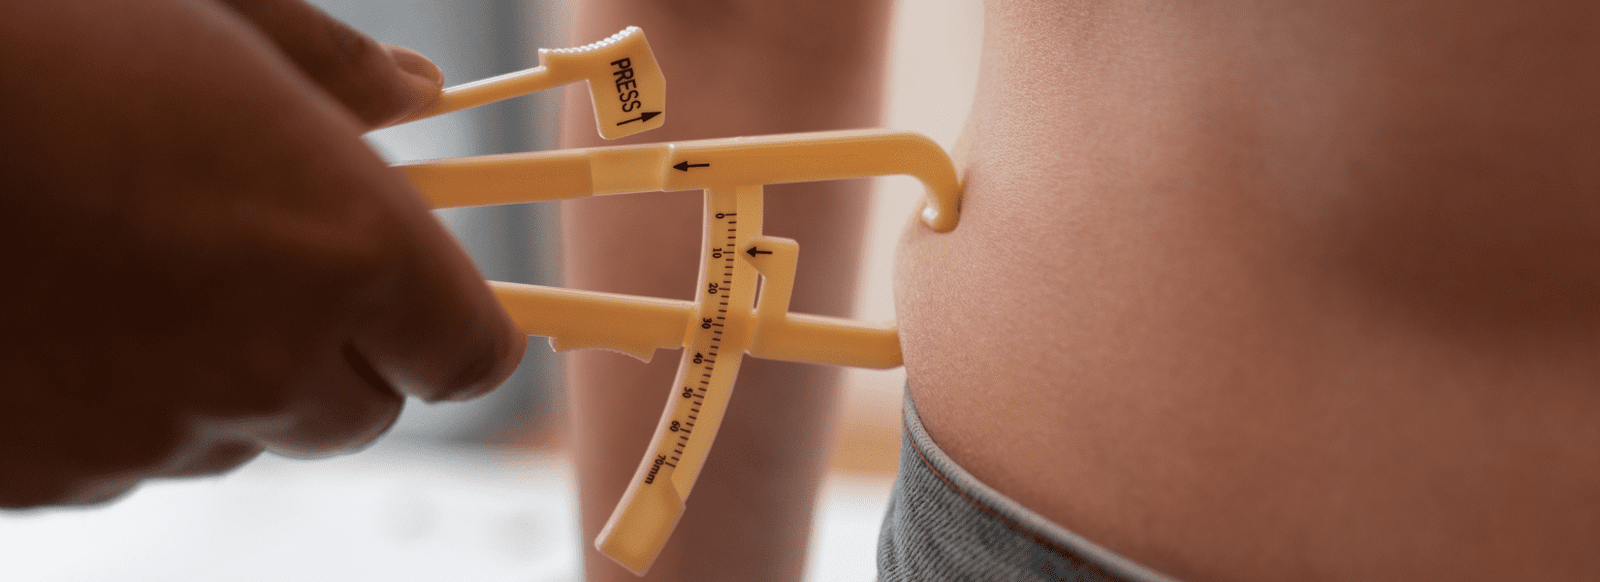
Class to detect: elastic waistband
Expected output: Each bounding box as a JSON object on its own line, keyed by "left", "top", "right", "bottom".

{"left": 877, "top": 391, "right": 1180, "bottom": 582}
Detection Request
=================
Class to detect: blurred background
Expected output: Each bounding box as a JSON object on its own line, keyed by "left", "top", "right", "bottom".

{"left": 0, "top": 1, "right": 980, "bottom": 580}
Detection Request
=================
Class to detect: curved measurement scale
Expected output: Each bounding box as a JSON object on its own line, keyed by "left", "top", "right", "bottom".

{"left": 597, "top": 186, "right": 760, "bottom": 574}
{"left": 387, "top": 25, "right": 956, "bottom": 576}
{"left": 398, "top": 129, "right": 960, "bottom": 574}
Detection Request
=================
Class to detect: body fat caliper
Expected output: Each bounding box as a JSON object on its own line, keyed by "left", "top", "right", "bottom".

{"left": 390, "top": 26, "right": 960, "bottom": 576}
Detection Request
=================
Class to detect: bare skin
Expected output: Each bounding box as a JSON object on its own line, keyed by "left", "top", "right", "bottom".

{"left": 561, "top": 1, "right": 1597, "bottom": 580}
{"left": 0, "top": 0, "right": 525, "bottom": 507}
{"left": 899, "top": 1, "right": 1600, "bottom": 581}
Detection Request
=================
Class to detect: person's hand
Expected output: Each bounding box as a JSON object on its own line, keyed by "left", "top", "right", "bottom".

{"left": 0, "top": 0, "right": 526, "bottom": 507}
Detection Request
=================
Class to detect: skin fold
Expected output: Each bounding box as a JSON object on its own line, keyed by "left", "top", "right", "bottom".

{"left": 569, "top": 1, "right": 1599, "bottom": 581}
{"left": 8, "top": 1, "right": 1593, "bottom": 580}
{"left": 900, "top": 2, "right": 1600, "bottom": 580}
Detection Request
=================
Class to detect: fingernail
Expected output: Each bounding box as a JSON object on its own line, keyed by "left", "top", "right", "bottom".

{"left": 384, "top": 44, "right": 444, "bottom": 89}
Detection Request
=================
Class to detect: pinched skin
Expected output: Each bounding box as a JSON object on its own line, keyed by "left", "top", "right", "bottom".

{"left": 897, "top": 2, "right": 1600, "bottom": 581}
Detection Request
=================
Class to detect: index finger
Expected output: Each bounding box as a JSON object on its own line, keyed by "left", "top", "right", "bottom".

{"left": 215, "top": 0, "right": 443, "bottom": 129}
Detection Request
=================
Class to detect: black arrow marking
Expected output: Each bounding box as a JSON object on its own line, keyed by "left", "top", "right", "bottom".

{"left": 673, "top": 161, "right": 711, "bottom": 172}
{"left": 745, "top": 247, "right": 773, "bottom": 257}
{"left": 615, "top": 111, "right": 661, "bottom": 126}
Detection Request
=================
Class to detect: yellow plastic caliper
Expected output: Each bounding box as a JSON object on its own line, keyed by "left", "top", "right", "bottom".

{"left": 391, "top": 27, "right": 960, "bottom": 577}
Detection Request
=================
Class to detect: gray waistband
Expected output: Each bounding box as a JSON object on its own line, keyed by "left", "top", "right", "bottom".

{"left": 877, "top": 391, "right": 1181, "bottom": 582}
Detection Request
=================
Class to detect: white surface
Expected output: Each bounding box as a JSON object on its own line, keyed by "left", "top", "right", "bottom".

{"left": 0, "top": 442, "right": 577, "bottom": 582}
{"left": 0, "top": 442, "right": 891, "bottom": 582}
{"left": 804, "top": 475, "right": 896, "bottom": 582}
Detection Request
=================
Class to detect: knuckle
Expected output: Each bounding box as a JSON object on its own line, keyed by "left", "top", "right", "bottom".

{"left": 327, "top": 21, "right": 383, "bottom": 71}
{"left": 315, "top": 24, "right": 410, "bottom": 125}
{"left": 331, "top": 393, "right": 405, "bottom": 449}
{"left": 283, "top": 10, "right": 386, "bottom": 85}
{"left": 120, "top": 440, "right": 187, "bottom": 480}
{"left": 431, "top": 344, "right": 512, "bottom": 403}
{"left": 208, "top": 443, "right": 266, "bottom": 473}
{"left": 264, "top": 391, "right": 403, "bottom": 457}
{"left": 163, "top": 442, "right": 265, "bottom": 478}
